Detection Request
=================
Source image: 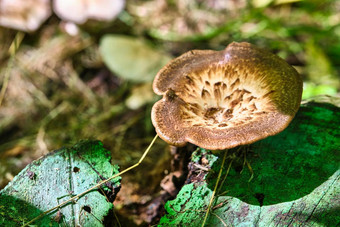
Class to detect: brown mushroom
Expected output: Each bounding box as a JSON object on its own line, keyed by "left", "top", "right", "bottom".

{"left": 151, "top": 42, "right": 302, "bottom": 150}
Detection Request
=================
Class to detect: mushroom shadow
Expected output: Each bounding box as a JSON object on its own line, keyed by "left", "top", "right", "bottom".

{"left": 207, "top": 102, "right": 340, "bottom": 206}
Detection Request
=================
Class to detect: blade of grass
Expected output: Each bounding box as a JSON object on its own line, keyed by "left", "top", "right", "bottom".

{"left": 0, "top": 32, "right": 24, "bottom": 107}
{"left": 201, "top": 150, "right": 228, "bottom": 227}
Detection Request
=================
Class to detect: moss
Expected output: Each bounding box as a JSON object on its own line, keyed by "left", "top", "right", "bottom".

{"left": 0, "top": 194, "right": 58, "bottom": 226}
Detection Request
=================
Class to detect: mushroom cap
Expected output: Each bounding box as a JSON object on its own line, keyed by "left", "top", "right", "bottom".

{"left": 151, "top": 42, "right": 303, "bottom": 150}
{"left": 53, "top": 0, "right": 125, "bottom": 24}
{"left": 0, "top": 0, "right": 51, "bottom": 32}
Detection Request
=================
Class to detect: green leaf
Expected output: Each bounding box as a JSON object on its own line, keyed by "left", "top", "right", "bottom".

{"left": 99, "top": 35, "right": 171, "bottom": 82}
{"left": 302, "top": 82, "right": 337, "bottom": 99}
{"left": 160, "top": 101, "right": 340, "bottom": 226}
{"left": 0, "top": 140, "right": 121, "bottom": 226}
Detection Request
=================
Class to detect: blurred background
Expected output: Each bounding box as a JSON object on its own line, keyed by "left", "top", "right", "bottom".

{"left": 0, "top": 0, "right": 339, "bottom": 225}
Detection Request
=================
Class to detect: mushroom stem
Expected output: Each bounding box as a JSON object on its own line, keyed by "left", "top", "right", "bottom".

{"left": 22, "top": 134, "right": 159, "bottom": 227}
{"left": 202, "top": 150, "right": 228, "bottom": 227}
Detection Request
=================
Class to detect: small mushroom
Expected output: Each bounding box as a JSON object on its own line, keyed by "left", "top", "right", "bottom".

{"left": 151, "top": 42, "right": 302, "bottom": 150}
{"left": 53, "top": 0, "right": 125, "bottom": 24}
{"left": 0, "top": 0, "right": 51, "bottom": 32}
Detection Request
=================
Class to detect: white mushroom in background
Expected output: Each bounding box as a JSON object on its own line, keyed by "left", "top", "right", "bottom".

{"left": 0, "top": 0, "right": 51, "bottom": 32}
{"left": 53, "top": 0, "right": 125, "bottom": 24}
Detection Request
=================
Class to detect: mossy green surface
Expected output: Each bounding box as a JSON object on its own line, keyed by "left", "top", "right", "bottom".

{"left": 0, "top": 195, "right": 58, "bottom": 226}
{"left": 160, "top": 102, "right": 340, "bottom": 226}
{"left": 210, "top": 102, "right": 340, "bottom": 206}
{"left": 0, "top": 140, "right": 120, "bottom": 226}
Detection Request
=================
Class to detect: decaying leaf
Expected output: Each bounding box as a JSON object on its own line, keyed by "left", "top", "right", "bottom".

{"left": 99, "top": 35, "right": 171, "bottom": 82}
{"left": 160, "top": 101, "right": 340, "bottom": 226}
{"left": 126, "top": 82, "right": 157, "bottom": 110}
{"left": 0, "top": 140, "right": 121, "bottom": 226}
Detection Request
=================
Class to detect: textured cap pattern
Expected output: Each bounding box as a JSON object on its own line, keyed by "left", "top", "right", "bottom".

{"left": 152, "top": 42, "right": 303, "bottom": 150}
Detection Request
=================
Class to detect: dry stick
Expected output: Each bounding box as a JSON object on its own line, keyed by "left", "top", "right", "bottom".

{"left": 201, "top": 150, "right": 228, "bottom": 227}
{"left": 22, "top": 134, "right": 159, "bottom": 227}
{"left": 211, "top": 212, "right": 227, "bottom": 227}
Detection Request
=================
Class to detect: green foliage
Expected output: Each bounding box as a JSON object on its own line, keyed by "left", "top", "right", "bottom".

{"left": 0, "top": 141, "right": 120, "bottom": 226}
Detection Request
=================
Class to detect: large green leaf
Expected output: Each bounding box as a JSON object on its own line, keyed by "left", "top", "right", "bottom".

{"left": 160, "top": 101, "right": 340, "bottom": 226}
{"left": 0, "top": 141, "right": 120, "bottom": 226}
{"left": 99, "top": 35, "right": 171, "bottom": 82}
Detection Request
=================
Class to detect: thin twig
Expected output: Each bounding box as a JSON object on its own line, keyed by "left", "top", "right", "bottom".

{"left": 36, "top": 102, "right": 69, "bottom": 154}
{"left": 22, "top": 134, "right": 158, "bottom": 227}
{"left": 201, "top": 150, "right": 228, "bottom": 227}
{"left": 211, "top": 212, "right": 227, "bottom": 227}
{"left": 217, "top": 158, "right": 233, "bottom": 195}
{"left": 113, "top": 209, "right": 122, "bottom": 227}
{"left": 246, "top": 160, "right": 254, "bottom": 182}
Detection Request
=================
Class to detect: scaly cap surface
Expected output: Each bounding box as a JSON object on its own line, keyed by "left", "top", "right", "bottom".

{"left": 152, "top": 42, "right": 303, "bottom": 150}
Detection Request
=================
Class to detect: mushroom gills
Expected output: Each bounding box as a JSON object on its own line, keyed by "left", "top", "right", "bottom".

{"left": 179, "top": 64, "right": 274, "bottom": 129}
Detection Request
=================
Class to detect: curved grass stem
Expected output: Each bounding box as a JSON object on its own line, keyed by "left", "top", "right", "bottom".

{"left": 22, "top": 134, "right": 158, "bottom": 227}
{"left": 201, "top": 150, "right": 228, "bottom": 227}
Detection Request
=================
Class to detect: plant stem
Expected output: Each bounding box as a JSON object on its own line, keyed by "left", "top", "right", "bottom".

{"left": 22, "top": 134, "right": 158, "bottom": 227}
{"left": 201, "top": 150, "right": 228, "bottom": 227}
